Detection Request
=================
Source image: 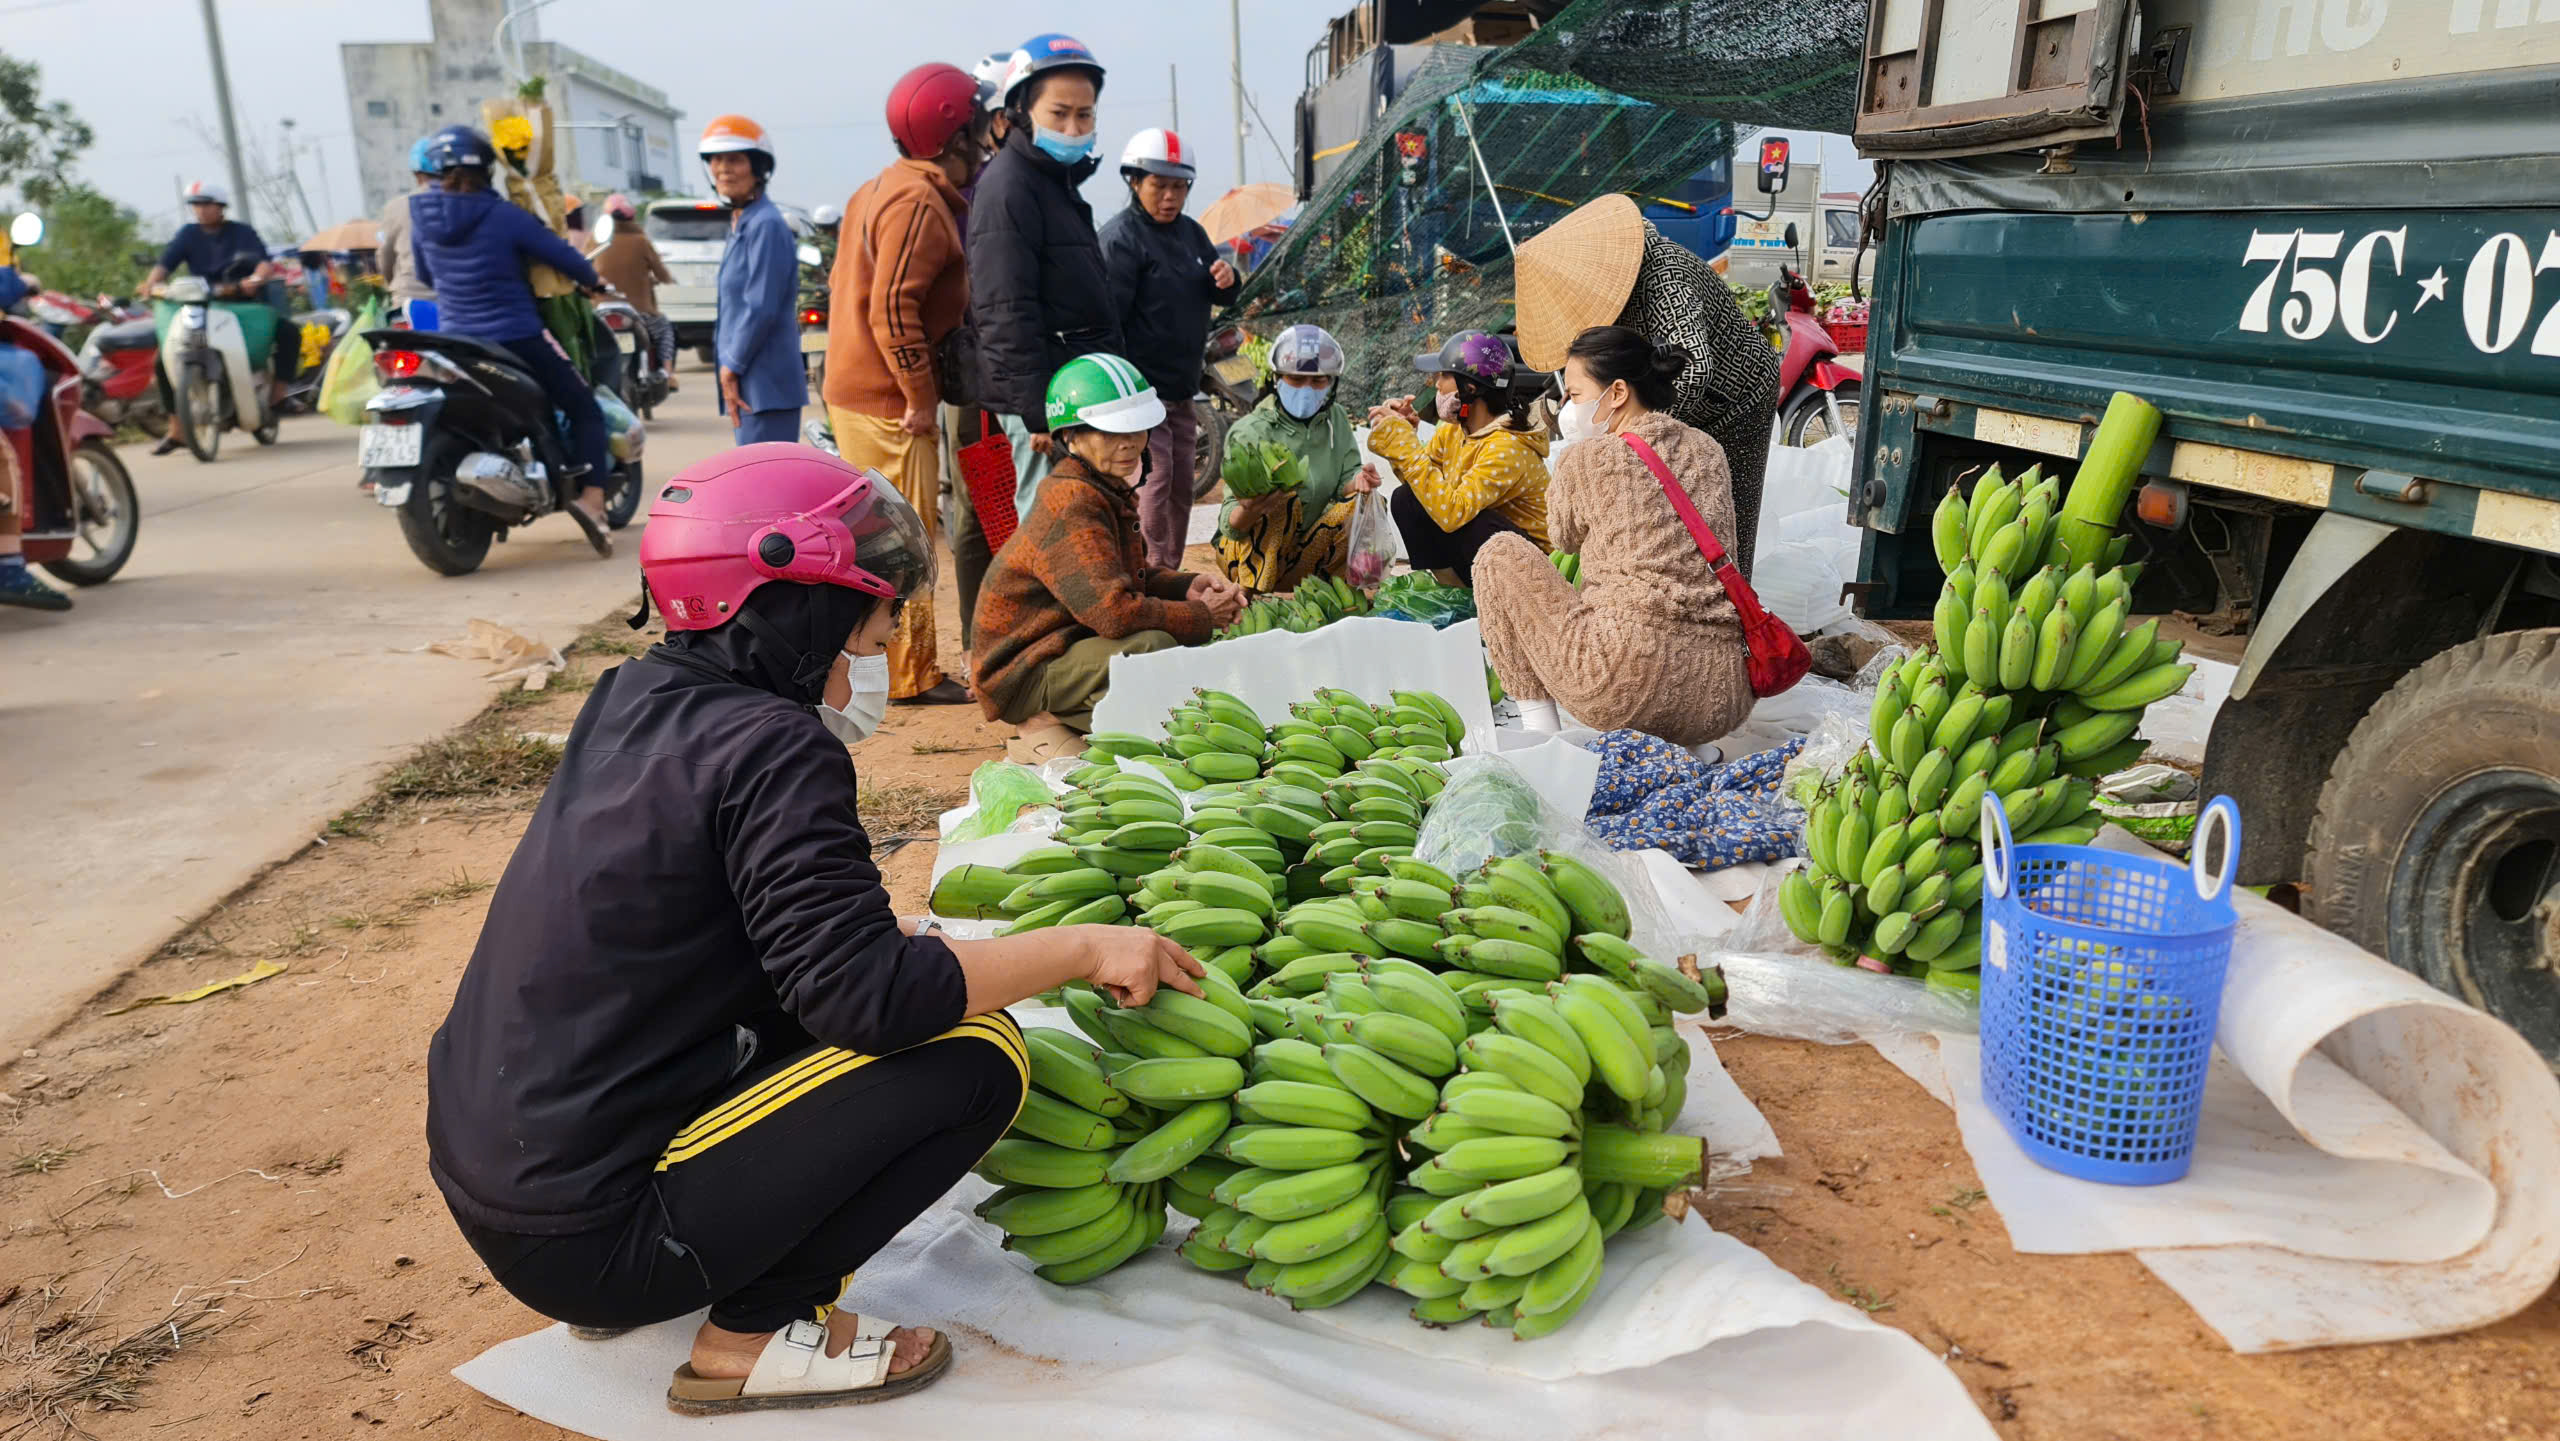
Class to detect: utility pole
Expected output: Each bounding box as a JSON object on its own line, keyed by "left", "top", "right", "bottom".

{"left": 279, "top": 118, "right": 322, "bottom": 234}
{"left": 1169, "top": 63, "right": 1179, "bottom": 133}
{"left": 1228, "top": 0, "right": 1247, "bottom": 185}
{"left": 196, "top": 0, "right": 255, "bottom": 229}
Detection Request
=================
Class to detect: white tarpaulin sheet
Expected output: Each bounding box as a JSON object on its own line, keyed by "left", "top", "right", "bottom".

{"left": 1090, "top": 615, "right": 1497, "bottom": 751}
{"left": 453, "top": 1012, "right": 1991, "bottom": 1441}
{"left": 1691, "top": 831, "right": 2560, "bottom": 1354}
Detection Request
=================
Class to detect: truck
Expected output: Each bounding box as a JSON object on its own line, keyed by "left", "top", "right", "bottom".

{"left": 638, "top": 196, "right": 827, "bottom": 365}
{"left": 1721, "top": 164, "right": 1874, "bottom": 292}
{"left": 1844, "top": 1, "right": 2560, "bottom": 1059}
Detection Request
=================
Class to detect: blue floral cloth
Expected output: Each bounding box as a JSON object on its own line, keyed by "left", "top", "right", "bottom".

{"left": 1585, "top": 731, "right": 1806, "bottom": 869}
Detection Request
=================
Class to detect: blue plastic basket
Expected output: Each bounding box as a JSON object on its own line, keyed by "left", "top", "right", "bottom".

{"left": 1978, "top": 794, "right": 2241, "bottom": 1186}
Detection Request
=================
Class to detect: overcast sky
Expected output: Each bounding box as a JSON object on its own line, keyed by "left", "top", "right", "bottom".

{"left": 7, "top": 0, "right": 1864, "bottom": 242}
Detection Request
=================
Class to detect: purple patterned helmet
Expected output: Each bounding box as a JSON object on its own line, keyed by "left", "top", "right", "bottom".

{"left": 1412, "top": 329, "right": 1516, "bottom": 386}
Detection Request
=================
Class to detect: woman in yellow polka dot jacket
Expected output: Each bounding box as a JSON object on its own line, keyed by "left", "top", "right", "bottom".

{"left": 1355, "top": 329, "right": 1550, "bottom": 585}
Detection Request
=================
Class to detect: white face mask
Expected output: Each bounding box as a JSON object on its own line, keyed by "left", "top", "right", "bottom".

{"left": 1433, "top": 389, "right": 1462, "bottom": 422}
{"left": 1555, "top": 396, "right": 1598, "bottom": 444}
{"left": 818, "top": 651, "right": 892, "bottom": 744}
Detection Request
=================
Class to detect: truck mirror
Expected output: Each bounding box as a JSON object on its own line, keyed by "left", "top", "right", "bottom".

{"left": 10, "top": 212, "right": 43, "bottom": 247}
{"left": 1756, "top": 137, "right": 1791, "bottom": 196}
{"left": 1783, "top": 222, "right": 1801, "bottom": 252}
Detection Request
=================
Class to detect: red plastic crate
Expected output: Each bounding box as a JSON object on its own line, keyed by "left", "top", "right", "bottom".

{"left": 958, "top": 433, "right": 1019, "bottom": 551}
{"left": 1823, "top": 321, "right": 1869, "bottom": 353}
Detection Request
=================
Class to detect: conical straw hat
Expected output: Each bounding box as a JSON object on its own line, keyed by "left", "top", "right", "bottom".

{"left": 1513, "top": 193, "right": 1646, "bottom": 371}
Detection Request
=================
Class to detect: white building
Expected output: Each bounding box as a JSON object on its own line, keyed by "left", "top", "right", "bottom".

{"left": 342, "top": 0, "right": 684, "bottom": 214}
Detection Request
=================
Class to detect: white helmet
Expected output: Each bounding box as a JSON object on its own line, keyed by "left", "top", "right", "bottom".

{"left": 972, "top": 52, "right": 1013, "bottom": 113}
{"left": 809, "top": 204, "right": 841, "bottom": 228}
{"left": 1269, "top": 324, "right": 1345, "bottom": 378}
{"left": 1119, "top": 128, "right": 1195, "bottom": 183}
{"left": 183, "top": 178, "right": 230, "bottom": 209}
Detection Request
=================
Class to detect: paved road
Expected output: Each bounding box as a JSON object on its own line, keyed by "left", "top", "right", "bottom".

{"left": 0, "top": 399, "right": 744, "bottom": 1056}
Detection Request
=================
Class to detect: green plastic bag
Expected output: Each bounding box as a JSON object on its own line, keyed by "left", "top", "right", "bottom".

{"left": 947, "top": 761, "right": 1057, "bottom": 843}
{"left": 319, "top": 297, "right": 383, "bottom": 426}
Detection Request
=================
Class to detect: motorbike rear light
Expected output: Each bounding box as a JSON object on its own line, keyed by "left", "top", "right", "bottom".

{"left": 601, "top": 310, "right": 632, "bottom": 330}
{"left": 798, "top": 307, "right": 824, "bottom": 327}
{"left": 376, "top": 350, "right": 423, "bottom": 381}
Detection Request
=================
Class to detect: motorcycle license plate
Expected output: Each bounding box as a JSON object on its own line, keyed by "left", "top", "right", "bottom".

{"left": 1213, "top": 355, "right": 1257, "bottom": 385}
{"left": 358, "top": 423, "right": 422, "bottom": 468}
{"left": 614, "top": 332, "right": 637, "bottom": 353}
{"left": 800, "top": 329, "right": 827, "bottom": 353}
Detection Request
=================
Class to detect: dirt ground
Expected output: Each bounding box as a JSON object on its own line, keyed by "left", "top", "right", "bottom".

{"left": 2, "top": 577, "right": 2552, "bottom": 1441}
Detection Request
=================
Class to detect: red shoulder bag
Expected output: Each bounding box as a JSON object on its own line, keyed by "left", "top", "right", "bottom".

{"left": 1621, "top": 432, "right": 1809, "bottom": 698}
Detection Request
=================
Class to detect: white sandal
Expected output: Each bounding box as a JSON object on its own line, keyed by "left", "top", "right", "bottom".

{"left": 664, "top": 1313, "right": 951, "bottom": 1415}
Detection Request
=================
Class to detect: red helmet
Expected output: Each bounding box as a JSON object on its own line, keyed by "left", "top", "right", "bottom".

{"left": 887, "top": 62, "right": 979, "bottom": 160}
{"left": 639, "top": 444, "right": 933, "bottom": 632}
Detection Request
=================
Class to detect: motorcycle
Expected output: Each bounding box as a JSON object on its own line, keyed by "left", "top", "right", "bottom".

{"left": 73, "top": 307, "right": 163, "bottom": 430}
{"left": 154, "top": 260, "right": 282, "bottom": 461}
{"left": 1764, "top": 227, "right": 1861, "bottom": 448}
{"left": 278, "top": 306, "right": 351, "bottom": 415}
{"left": 357, "top": 327, "right": 645, "bottom": 576}
{"left": 1194, "top": 323, "right": 1262, "bottom": 500}
{"left": 0, "top": 309, "right": 142, "bottom": 587}
{"left": 595, "top": 297, "right": 668, "bottom": 419}
{"left": 798, "top": 293, "right": 828, "bottom": 396}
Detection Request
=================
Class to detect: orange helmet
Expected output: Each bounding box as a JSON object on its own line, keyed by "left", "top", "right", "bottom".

{"left": 699, "top": 114, "right": 775, "bottom": 185}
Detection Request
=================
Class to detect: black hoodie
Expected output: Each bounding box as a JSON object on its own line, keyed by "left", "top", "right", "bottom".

{"left": 965, "top": 127, "right": 1124, "bottom": 430}
{"left": 424, "top": 582, "right": 967, "bottom": 1235}
{"left": 1100, "top": 198, "right": 1241, "bottom": 400}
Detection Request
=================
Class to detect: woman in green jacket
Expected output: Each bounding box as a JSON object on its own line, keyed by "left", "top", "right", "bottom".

{"left": 1211, "top": 324, "right": 1372, "bottom": 592}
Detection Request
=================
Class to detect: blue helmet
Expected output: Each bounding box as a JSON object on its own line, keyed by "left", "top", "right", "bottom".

{"left": 408, "top": 136, "right": 437, "bottom": 175}
{"left": 1000, "top": 33, "right": 1105, "bottom": 109}
{"left": 424, "top": 125, "right": 497, "bottom": 175}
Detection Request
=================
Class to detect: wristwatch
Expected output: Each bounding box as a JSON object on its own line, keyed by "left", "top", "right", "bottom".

{"left": 914, "top": 917, "right": 947, "bottom": 939}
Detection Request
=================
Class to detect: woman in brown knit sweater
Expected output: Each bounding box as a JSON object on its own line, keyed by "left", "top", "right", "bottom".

{"left": 1474, "top": 327, "right": 1752, "bottom": 747}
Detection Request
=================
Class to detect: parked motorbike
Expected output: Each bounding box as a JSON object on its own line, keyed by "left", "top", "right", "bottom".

{"left": 72, "top": 309, "right": 162, "bottom": 430}
{"left": 0, "top": 310, "right": 141, "bottom": 586}
{"left": 798, "top": 294, "right": 827, "bottom": 396}
{"left": 595, "top": 298, "right": 667, "bottom": 419}
{"left": 154, "top": 261, "right": 281, "bottom": 461}
{"left": 278, "top": 306, "right": 351, "bottom": 415}
{"left": 357, "top": 328, "right": 645, "bottom": 576}
{"left": 1193, "top": 323, "right": 1262, "bottom": 500}
{"left": 1765, "top": 228, "right": 1861, "bottom": 447}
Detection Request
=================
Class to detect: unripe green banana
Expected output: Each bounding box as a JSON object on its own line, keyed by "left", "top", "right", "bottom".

{"left": 1368, "top": 968, "right": 1469, "bottom": 1045}
{"left": 1222, "top": 1124, "right": 1371, "bottom": 1172}
{"left": 1323, "top": 1041, "right": 1441, "bottom": 1119}
{"left": 2063, "top": 735, "right": 2151, "bottom": 777}
{"left": 1111, "top": 1056, "right": 1247, "bottom": 1105}
{"left": 1449, "top": 1030, "right": 1573, "bottom": 1109}
{"left": 976, "top": 1179, "right": 1123, "bottom": 1236}
{"left": 1906, "top": 748, "right": 1954, "bottom": 813}
{"left": 1967, "top": 469, "right": 2020, "bottom": 558}
{"left": 1778, "top": 868, "right": 1826, "bottom": 946}
{"left": 1022, "top": 1028, "right": 1131, "bottom": 1117}
{"left": 1363, "top": 916, "right": 1444, "bottom": 960}
{"left": 1409, "top": 1113, "right": 1501, "bottom": 1153}
{"left": 1538, "top": 850, "right": 1634, "bottom": 940}
{"left": 1107, "top": 1098, "right": 1232, "bottom": 1184}
{"left": 976, "top": 1137, "right": 1116, "bottom": 1190}
{"left": 1860, "top": 819, "right": 1911, "bottom": 889}
{"left": 1905, "top": 907, "right": 1969, "bottom": 962}
{"left": 2055, "top": 708, "right": 2143, "bottom": 761}
{"left": 1459, "top": 1270, "right": 1531, "bottom": 1313}
{"left": 1931, "top": 484, "right": 1969, "bottom": 571}
{"left": 1868, "top": 654, "right": 1913, "bottom": 738}
{"left": 1458, "top": 1165, "right": 1583, "bottom": 1227}
{"left": 1440, "top": 935, "right": 1566, "bottom": 983}
{"left": 1444, "top": 1082, "right": 1578, "bottom": 1139}
{"left": 1437, "top": 1231, "right": 1506, "bottom": 1283}
{"left": 1572, "top": 930, "right": 1646, "bottom": 988}
{"left": 1450, "top": 904, "right": 1566, "bottom": 955}
{"left": 1005, "top": 1187, "right": 1140, "bottom": 1265}
{"left": 1911, "top": 671, "right": 1952, "bottom": 736}
{"left": 1491, "top": 991, "right": 1593, "bottom": 1086}
{"left": 1933, "top": 586, "right": 1972, "bottom": 683}
{"left": 2078, "top": 616, "right": 2162, "bottom": 696}
{"left": 1579, "top": 1124, "right": 1705, "bottom": 1187}
{"left": 1350, "top": 1011, "right": 1460, "bottom": 1076}
{"left": 1816, "top": 880, "right": 1855, "bottom": 948}
{"left": 1997, "top": 607, "right": 2037, "bottom": 690}
{"left": 1874, "top": 780, "right": 1912, "bottom": 833}
{"left": 1440, "top": 1135, "right": 1573, "bottom": 1183}
{"left": 2079, "top": 659, "right": 2193, "bottom": 711}
{"left": 1013, "top": 1088, "right": 1123, "bottom": 1152}
{"left": 1234, "top": 1159, "right": 1376, "bottom": 1222}
{"left": 1833, "top": 806, "right": 1873, "bottom": 882}
{"left": 1255, "top": 1187, "right": 1384, "bottom": 1264}
{"left": 1487, "top": 1194, "right": 1596, "bottom": 1278}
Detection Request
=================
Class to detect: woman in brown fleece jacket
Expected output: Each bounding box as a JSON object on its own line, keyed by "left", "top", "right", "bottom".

{"left": 972, "top": 354, "right": 1245, "bottom": 761}
{"left": 1474, "top": 327, "right": 1752, "bottom": 747}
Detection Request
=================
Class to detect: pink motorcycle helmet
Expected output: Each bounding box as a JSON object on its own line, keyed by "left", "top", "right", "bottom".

{"left": 639, "top": 443, "right": 933, "bottom": 632}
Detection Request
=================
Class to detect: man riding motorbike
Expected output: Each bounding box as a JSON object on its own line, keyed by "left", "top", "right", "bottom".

{"left": 590, "top": 193, "right": 678, "bottom": 391}
{"left": 405, "top": 124, "right": 616, "bottom": 556}
{"left": 140, "top": 180, "right": 296, "bottom": 456}
{"left": 377, "top": 138, "right": 440, "bottom": 331}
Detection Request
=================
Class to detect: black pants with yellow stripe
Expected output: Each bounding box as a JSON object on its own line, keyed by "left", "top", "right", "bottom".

{"left": 454, "top": 1014, "right": 1027, "bottom": 1335}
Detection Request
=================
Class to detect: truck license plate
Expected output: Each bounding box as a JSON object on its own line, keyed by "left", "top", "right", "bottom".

{"left": 358, "top": 423, "right": 422, "bottom": 468}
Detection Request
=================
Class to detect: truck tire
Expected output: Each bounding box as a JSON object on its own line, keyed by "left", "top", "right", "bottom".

{"left": 2303, "top": 628, "right": 2560, "bottom": 1064}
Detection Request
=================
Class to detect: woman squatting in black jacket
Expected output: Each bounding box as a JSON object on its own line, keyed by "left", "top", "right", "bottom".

{"left": 424, "top": 443, "right": 1201, "bottom": 1415}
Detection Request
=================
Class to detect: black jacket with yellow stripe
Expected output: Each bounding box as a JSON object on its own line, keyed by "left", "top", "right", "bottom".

{"left": 425, "top": 586, "right": 967, "bottom": 1236}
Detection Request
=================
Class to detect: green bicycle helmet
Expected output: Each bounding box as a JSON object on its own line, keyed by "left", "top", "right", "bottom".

{"left": 1045, "top": 352, "right": 1164, "bottom": 433}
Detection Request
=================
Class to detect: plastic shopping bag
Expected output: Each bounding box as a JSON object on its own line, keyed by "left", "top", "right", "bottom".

{"left": 319, "top": 298, "right": 382, "bottom": 426}
{"left": 1343, "top": 488, "right": 1397, "bottom": 589}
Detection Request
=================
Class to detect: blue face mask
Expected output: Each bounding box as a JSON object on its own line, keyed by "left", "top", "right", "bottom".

{"left": 1033, "top": 126, "right": 1096, "bottom": 165}
{"left": 1277, "top": 381, "right": 1328, "bottom": 420}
